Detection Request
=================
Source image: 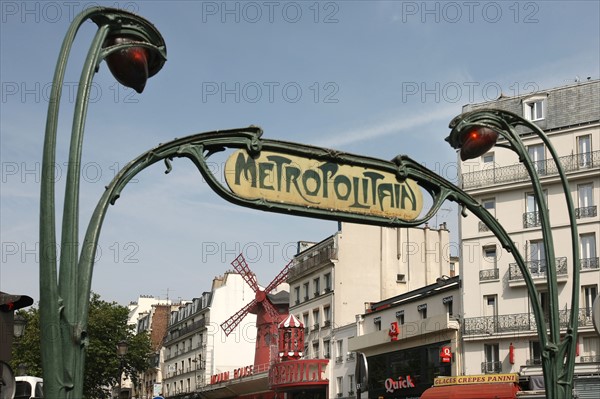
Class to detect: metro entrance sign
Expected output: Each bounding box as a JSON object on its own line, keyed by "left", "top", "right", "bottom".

{"left": 38, "top": 7, "right": 582, "bottom": 399}
{"left": 224, "top": 149, "right": 423, "bottom": 220}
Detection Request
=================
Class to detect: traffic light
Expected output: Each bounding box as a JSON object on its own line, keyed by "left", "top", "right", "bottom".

{"left": 458, "top": 126, "right": 499, "bottom": 161}
{"left": 0, "top": 292, "right": 33, "bottom": 313}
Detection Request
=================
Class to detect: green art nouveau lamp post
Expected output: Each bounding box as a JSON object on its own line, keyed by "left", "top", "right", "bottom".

{"left": 39, "top": 7, "right": 578, "bottom": 399}
{"left": 446, "top": 109, "right": 580, "bottom": 399}
{"left": 39, "top": 7, "right": 166, "bottom": 399}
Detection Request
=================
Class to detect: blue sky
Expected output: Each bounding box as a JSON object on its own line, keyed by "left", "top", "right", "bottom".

{"left": 1, "top": 0, "right": 599, "bottom": 305}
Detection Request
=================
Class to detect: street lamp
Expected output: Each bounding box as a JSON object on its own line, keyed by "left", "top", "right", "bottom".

{"left": 39, "top": 7, "right": 166, "bottom": 399}
{"left": 446, "top": 108, "right": 580, "bottom": 399}
{"left": 117, "top": 341, "right": 128, "bottom": 399}
{"left": 12, "top": 314, "right": 26, "bottom": 338}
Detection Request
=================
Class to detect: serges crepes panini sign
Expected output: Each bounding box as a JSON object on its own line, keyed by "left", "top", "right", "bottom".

{"left": 225, "top": 150, "right": 423, "bottom": 220}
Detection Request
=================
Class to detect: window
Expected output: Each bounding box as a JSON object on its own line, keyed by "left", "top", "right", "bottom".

{"left": 482, "top": 198, "right": 496, "bottom": 216}
{"left": 583, "top": 337, "right": 600, "bottom": 357}
{"left": 577, "top": 183, "right": 596, "bottom": 218}
{"left": 313, "top": 277, "right": 320, "bottom": 296}
{"left": 337, "top": 340, "right": 343, "bottom": 359}
{"left": 580, "top": 233, "right": 598, "bottom": 270}
{"left": 348, "top": 374, "right": 355, "bottom": 395}
{"left": 483, "top": 343, "right": 500, "bottom": 373}
{"left": 418, "top": 304, "right": 427, "bottom": 319}
{"left": 323, "top": 340, "right": 331, "bottom": 358}
{"left": 529, "top": 239, "right": 546, "bottom": 276}
{"left": 312, "top": 341, "right": 320, "bottom": 359}
{"left": 578, "top": 134, "right": 592, "bottom": 167}
{"left": 483, "top": 152, "right": 495, "bottom": 164}
{"left": 524, "top": 191, "right": 547, "bottom": 228}
{"left": 444, "top": 296, "right": 454, "bottom": 317}
{"left": 484, "top": 295, "right": 497, "bottom": 319}
{"left": 529, "top": 341, "right": 542, "bottom": 365}
{"left": 336, "top": 377, "right": 344, "bottom": 397}
{"left": 374, "top": 317, "right": 382, "bottom": 330}
{"left": 324, "top": 272, "right": 332, "bottom": 291}
{"left": 539, "top": 291, "right": 550, "bottom": 321}
{"left": 483, "top": 245, "right": 497, "bottom": 269}
{"left": 312, "top": 309, "right": 320, "bottom": 329}
{"left": 294, "top": 286, "right": 300, "bottom": 304}
{"left": 302, "top": 313, "right": 309, "bottom": 329}
{"left": 524, "top": 99, "right": 545, "bottom": 121}
{"left": 396, "top": 310, "right": 405, "bottom": 325}
{"left": 324, "top": 306, "right": 331, "bottom": 325}
{"left": 303, "top": 282, "right": 309, "bottom": 301}
{"left": 527, "top": 143, "right": 546, "bottom": 174}
{"left": 583, "top": 285, "right": 598, "bottom": 317}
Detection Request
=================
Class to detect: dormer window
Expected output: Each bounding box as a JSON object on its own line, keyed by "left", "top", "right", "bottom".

{"left": 523, "top": 95, "right": 547, "bottom": 122}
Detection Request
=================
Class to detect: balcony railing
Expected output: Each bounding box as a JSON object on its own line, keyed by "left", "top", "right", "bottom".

{"left": 580, "top": 257, "right": 599, "bottom": 271}
{"left": 578, "top": 355, "right": 600, "bottom": 363}
{"left": 478, "top": 221, "right": 490, "bottom": 232}
{"left": 479, "top": 268, "right": 499, "bottom": 281}
{"left": 575, "top": 205, "right": 597, "bottom": 219}
{"left": 289, "top": 238, "right": 338, "bottom": 280}
{"left": 461, "top": 150, "right": 599, "bottom": 189}
{"left": 526, "top": 358, "right": 542, "bottom": 366}
{"left": 523, "top": 211, "right": 541, "bottom": 228}
{"left": 481, "top": 361, "right": 502, "bottom": 374}
{"left": 346, "top": 352, "right": 355, "bottom": 361}
{"left": 508, "top": 257, "right": 567, "bottom": 281}
{"left": 463, "top": 308, "right": 593, "bottom": 335}
{"left": 335, "top": 356, "right": 344, "bottom": 363}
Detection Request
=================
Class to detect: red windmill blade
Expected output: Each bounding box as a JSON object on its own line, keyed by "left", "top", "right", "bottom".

{"left": 265, "top": 259, "right": 293, "bottom": 293}
{"left": 220, "top": 254, "right": 290, "bottom": 337}
{"left": 221, "top": 298, "right": 257, "bottom": 336}
{"left": 231, "top": 253, "right": 259, "bottom": 292}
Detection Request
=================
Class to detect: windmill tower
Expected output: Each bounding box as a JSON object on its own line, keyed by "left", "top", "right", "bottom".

{"left": 220, "top": 254, "right": 291, "bottom": 368}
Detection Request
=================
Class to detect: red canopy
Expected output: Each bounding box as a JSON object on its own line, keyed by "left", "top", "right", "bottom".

{"left": 421, "top": 382, "right": 520, "bottom": 399}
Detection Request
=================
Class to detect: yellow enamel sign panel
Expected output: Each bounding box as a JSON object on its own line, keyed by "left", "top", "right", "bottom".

{"left": 225, "top": 150, "right": 423, "bottom": 220}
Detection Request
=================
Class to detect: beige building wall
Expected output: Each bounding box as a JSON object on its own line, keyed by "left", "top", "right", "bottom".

{"left": 457, "top": 81, "right": 600, "bottom": 384}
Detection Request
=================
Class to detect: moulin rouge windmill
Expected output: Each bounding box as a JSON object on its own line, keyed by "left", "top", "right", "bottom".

{"left": 221, "top": 253, "right": 292, "bottom": 367}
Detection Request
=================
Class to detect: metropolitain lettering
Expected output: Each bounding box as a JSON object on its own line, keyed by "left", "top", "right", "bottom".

{"left": 225, "top": 150, "right": 423, "bottom": 220}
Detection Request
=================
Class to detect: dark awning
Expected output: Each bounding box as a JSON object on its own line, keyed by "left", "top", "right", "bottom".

{"left": 421, "top": 382, "right": 520, "bottom": 399}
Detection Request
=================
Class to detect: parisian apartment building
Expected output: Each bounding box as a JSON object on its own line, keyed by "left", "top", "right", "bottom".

{"left": 161, "top": 272, "right": 259, "bottom": 397}
{"left": 348, "top": 275, "right": 461, "bottom": 399}
{"left": 457, "top": 79, "right": 599, "bottom": 397}
{"left": 288, "top": 221, "right": 456, "bottom": 399}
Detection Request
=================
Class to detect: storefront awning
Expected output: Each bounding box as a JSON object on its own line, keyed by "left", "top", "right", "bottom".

{"left": 421, "top": 382, "right": 520, "bottom": 399}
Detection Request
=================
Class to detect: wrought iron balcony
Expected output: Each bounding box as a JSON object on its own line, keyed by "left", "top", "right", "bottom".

{"left": 508, "top": 257, "right": 567, "bottom": 281}
{"left": 289, "top": 238, "right": 338, "bottom": 281}
{"left": 478, "top": 221, "right": 490, "bottom": 232}
{"left": 463, "top": 308, "right": 593, "bottom": 335}
{"left": 461, "top": 150, "right": 599, "bottom": 189}
{"left": 523, "top": 211, "right": 542, "bottom": 228}
{"left": 481, "top": 361, "right": 502, "bottom": 374}
{"left": 526, "top": 358, "right": 542, "bottom": 366}
{"left": 479, "top": 268, "right": 499, "bottom": 281}
{"left": 336, "top": 356, "right": 344, "bottom": 363}
{"left": 578, "top": 355, "right": 600, "bottom": 363}
{"left": 575, "top": 205, "right": 597, "bottom": 219}
{"left": 580, "top": 257, "right": 599, "bottom": 271}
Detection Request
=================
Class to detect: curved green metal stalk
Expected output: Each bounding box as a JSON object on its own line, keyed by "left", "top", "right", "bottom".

{"left": 39, "top": 7, "right": 166, "bottom": 398}
{"left": 447, "top": 109, "right": 580, "bottom": 399}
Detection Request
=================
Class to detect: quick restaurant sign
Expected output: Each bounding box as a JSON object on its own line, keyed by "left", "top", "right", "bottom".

{"left": 225, "top": 150, "right": 423, "bottom": 220}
